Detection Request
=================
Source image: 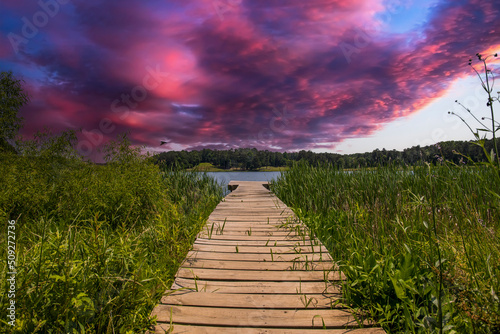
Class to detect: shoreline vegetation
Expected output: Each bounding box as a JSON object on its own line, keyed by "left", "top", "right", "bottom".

{"left": 0, "top": 132, "right": 224, "bottom": 333}
{"left": 271, "top": 162, "right": 500, "bottom": 333}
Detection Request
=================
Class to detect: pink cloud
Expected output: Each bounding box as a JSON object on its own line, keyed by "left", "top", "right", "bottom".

{"left": 2, "top": 0, "right": 499, "bottom": 156}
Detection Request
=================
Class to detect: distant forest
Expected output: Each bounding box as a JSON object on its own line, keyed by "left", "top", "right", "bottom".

{"left": 152, "top": 139, "right": 500, "bottom": 170}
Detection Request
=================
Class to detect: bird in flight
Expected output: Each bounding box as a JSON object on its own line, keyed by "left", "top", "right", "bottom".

{"left": 160, "top": 140, "right": 170, "bottom": 146}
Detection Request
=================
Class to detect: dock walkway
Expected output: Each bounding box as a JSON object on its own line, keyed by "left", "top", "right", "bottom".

{"left": 150, "top": 181, "right": 384, "bottom": 333}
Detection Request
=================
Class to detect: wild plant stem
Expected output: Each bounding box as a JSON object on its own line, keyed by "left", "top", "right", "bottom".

{"left": 483, "top": 59, "right": 500, "bottom": 168}
{"left": 430, "top": 168, "right": 443, "bottom": 334}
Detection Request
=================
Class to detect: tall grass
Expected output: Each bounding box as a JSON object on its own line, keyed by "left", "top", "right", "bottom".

{"left": 271, "top": 162, "right": 500, "bottom": 333}
{"left": 0, "top": 132, "right": 223, "bottom": 333}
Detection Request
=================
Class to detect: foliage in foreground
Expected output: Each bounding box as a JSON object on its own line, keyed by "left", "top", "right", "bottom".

{"left": 271, "top": 162, "right": 500, "bottom": 333}
{"left": 0, "top": 131, "right": 223, "bottom": 333}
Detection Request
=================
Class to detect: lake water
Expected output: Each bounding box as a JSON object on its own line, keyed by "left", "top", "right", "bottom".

{"left": 202, "top": 171, "right": 283, "bottom": 194}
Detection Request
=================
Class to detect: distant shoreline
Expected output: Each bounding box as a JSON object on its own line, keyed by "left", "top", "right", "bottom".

{"left": 186, "top": 163, "right": 288, "bottom": 172}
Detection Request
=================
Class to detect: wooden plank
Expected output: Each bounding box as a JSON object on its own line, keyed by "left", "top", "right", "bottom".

{"left": 194, "top": 239, "right": 319, "bottom": 247}
{"left": 195, "top": 235, "right": 313, "bottom": 241}
{"left": 207, "top": 217, "right": 293, "bottom": 222}
{"left": 202, "top": 223, "right": 300, "bottom": 228}
{"left": 207, "top": 216, "right": 292, "bottom": 219}
{"left": 197, "top": 233, "right": 307, "bottom": 239}
{"left": 204, "top": 218, "right": 299, "bottom": 223}
{"left": 186, "top": 250, "right": 332, "bottom": 262}
{"left": 201, "top": 226, "right": 304, "bottom": 232}
{"left": 209, "top": 211, "right": 288, "bottom": 215}
{"left": 208, "top": 213, "right": 293, "bottom": 217}
{"left": 195, "top": 237, "right": 321, "bottom": 247}
{"left": 214, "top": 207, "right": 293, "bottom": 212}
{"left": 197, "top": 233, "right": 309, "bottom": 239}
{"left": 219, "top": 200, "right": 287, "bottom": 204}
{"left": 200, "top": 227, "right": 307, "bottom": 233}
{"left": 215, "top": 205, "right": 288, "bottom": 209}
{"left": 181, "top": 259, "right": 335, "bottom": 271}
{"left": 209, "top": 212, "right": 291, "bottom": 215}
{"left": 151, "top": 325, "right": 386, "bottom": 334}
{"left": 204, "top": 222, "right": 295, "bottom": 227}
{"left": 151, "top": 305, "right": 370, "bottom": 328}
{"left": 175, "top": 268, "right": 343, "bottom": 281}
{"left": 201, "top": 223, "right": 298, "bottom": 228}
{"left": 210, "top": 205, "right": 293, "bottom": 209}
{"left": 191, "top": 244, "right": 329, "bottom": 254}
{"left": 201, "top": 226, "right": 302, "bottom": 231}
{"left": 211, "top": 207, "right": 289, "bottom": 210}
{"left": 171, "top": 278, "right": 339, "bottom": 294}
{"left": 160, "top": 291, "right": 341, "bottom": 309}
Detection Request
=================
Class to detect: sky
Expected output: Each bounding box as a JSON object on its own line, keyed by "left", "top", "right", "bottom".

{"left": 1, "top": 0, "right": 500, "bottom": 160}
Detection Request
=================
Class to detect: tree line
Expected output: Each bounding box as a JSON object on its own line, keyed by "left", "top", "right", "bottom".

{"left": 152, "top": 138, "right": 500, "bottom": 170}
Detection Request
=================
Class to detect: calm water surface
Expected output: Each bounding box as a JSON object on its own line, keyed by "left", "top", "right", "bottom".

{"left": 202, "top": 171, "right": 283, "bottom": 194}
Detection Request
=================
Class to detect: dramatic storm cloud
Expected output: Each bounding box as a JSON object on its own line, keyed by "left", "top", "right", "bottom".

{"left": 1, "top": 0, "right": 499, "bottom": 156}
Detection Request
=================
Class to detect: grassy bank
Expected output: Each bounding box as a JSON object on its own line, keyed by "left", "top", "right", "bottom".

{"left": 0, "top": 133, "right": 223, "bottom": 333}
{"left": 271, "top": 162, "right": 500, "bottom": 333}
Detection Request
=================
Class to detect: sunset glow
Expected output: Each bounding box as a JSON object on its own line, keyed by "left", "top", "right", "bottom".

{"left": 1, "top": 0, "right": 499, "bottom": 157}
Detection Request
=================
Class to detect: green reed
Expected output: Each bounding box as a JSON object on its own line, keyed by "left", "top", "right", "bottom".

{"left": 271, "top": 162, "right": 500, "bottom": 333}
{"left": 0, "top": 133, "right": 223, "bottom": 333}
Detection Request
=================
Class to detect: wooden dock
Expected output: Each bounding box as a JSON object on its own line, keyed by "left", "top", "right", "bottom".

{"left": 150, "top": 181, "right": 384, "bottom": 333}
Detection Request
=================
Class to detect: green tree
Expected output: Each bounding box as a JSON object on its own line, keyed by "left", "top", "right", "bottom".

{"left": 0, "top": 71, "right": 29, "bottom": 143}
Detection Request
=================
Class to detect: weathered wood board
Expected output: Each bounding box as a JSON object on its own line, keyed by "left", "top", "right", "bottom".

{"left": 149, "top": 181, "right": 384, "bottom": 333}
